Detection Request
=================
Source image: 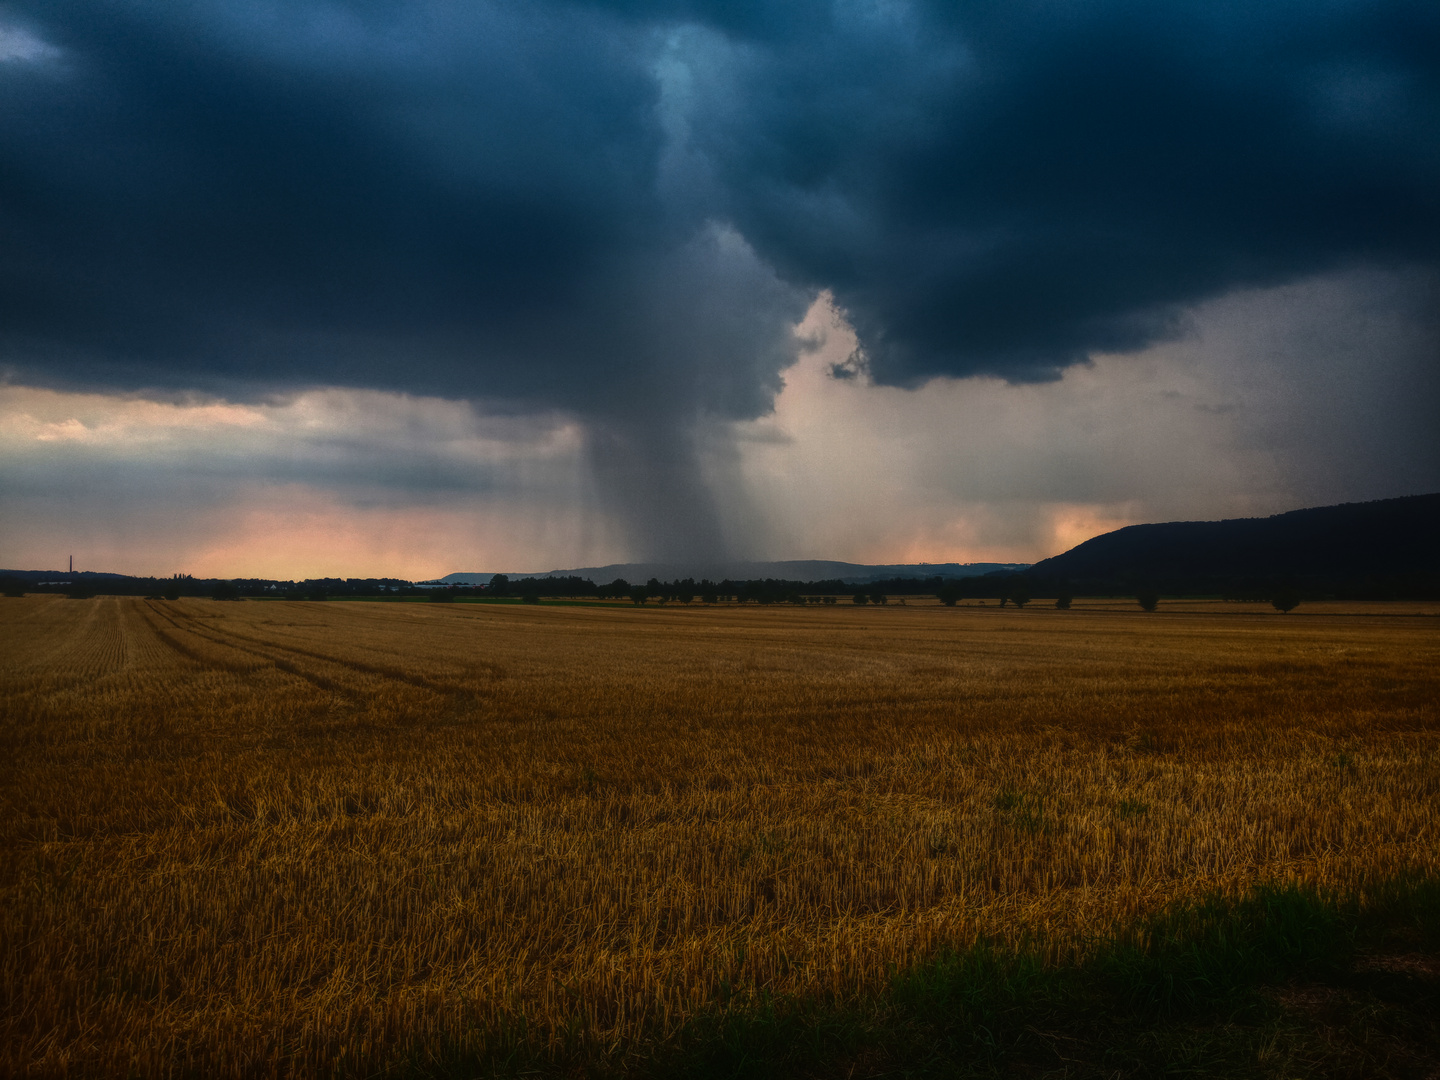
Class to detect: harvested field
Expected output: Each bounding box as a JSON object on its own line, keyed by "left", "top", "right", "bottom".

{"left": 2, "top": 595, "right": 1437, "bottom": 1076}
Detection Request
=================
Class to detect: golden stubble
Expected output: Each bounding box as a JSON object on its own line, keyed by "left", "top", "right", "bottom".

{"left": 2, "top": 595, "right": 1437, "bottom": 1075}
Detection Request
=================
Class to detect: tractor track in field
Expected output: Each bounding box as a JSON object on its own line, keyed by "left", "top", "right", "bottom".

{"left": 138, "top": 604, "right": 268, "bottom": 676}
{"left": 144, "top": 601, "right": 472, "bottom": 698}
{"left": 142, "top": 602, "right": 352, "bottom": 694}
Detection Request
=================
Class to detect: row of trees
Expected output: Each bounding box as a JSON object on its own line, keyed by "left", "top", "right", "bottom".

{"left": 0, "top": 572, "right": 417, "bottom": 601}
{"left": 934, "top": 578, "right": 1301, "bottom": 613}
{"left": 445, "top": 577, "right": 1304, "bottom": 612}
{"left": 318, "top": 577, "right": 1307, "bottom": 612}
{"left": 0, "top": 570, "right": 1309, "bottom": 612}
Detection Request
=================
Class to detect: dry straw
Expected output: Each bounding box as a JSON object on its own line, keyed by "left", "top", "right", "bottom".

{"left": 2, "top": 595, "right": 1436, "bottom": 1075}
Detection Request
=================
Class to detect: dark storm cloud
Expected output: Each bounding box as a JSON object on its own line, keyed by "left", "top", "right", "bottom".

{"left": 671, "top": 0, "right": 1440, "bottom": 383}
{"left": 5, "top": 0, "right": 1435, "bottom": 392}
{"left": 1, "top": 0, "right": 1436, "bottom": 555}
{"left": 0, "top": 0, "right": 803, "bottom": 418}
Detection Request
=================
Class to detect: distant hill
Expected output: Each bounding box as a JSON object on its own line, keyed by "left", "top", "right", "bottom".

{"left": 0, "top": 569, "right": 134, "bottom": 583}
{"left": 435, "top": 560, "right": 1029, "bottom": 586}
{"left": 1026, "top": 494, "right": 1440, "bottom": 596}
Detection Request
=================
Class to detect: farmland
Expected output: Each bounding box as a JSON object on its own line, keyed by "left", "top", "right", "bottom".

{"left": 2, "top": 595, "right": 1438, "bottom": 1076}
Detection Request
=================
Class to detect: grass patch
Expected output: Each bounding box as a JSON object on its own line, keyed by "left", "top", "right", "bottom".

{"left": 381, "top": 878, "right": 1440, "bottom": 1078}
{"left": 638, "top": 877, "right": 1440, "bottom": 1079}
{"left": 1116, "top": 797, "right": 1150, "bottom": 818}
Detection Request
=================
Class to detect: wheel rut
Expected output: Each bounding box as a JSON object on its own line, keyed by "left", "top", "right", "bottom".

{"left": 151, "top": 603, "right": 471, "bottom": 699}
{"left": 139, "top": 604, "right": 265, "bottom": 674}
{"left": 144, "top": 602, "right": 349, "bottom": 694}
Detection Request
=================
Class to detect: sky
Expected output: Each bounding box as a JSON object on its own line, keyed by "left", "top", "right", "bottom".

{"left": 1, "top": 0, "right": 1436, "bottom": 579}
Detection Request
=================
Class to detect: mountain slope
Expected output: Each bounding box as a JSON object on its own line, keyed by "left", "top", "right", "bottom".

{"left": 436, "top": 561, "right": 1028, "bottom": 585}
{"left": 1027, "top": 494, "right": 1439, "bottom": 590}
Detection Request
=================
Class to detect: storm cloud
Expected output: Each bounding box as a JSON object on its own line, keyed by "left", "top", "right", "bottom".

{"left": 1, "top": 0, "right": 1436, "bottom": 559}
{"left": 683, "top": 0, "right": 1440, "bottom": 383}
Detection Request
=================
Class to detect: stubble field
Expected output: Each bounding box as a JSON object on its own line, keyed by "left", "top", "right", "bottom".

{"left": 2, "top": 595, "right": 1437, "bottom": 1077}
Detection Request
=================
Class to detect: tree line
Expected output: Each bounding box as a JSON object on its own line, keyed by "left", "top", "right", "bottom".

{"left": 6, "top": 565, "right": 1433, "bottom": 608}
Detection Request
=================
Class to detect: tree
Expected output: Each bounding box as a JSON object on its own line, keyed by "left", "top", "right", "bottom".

{"left": 853, "top": 593, "right": 868, "bottom": 605}
{"left": 1271, "top": 588, "right": 1301, "bottom": 614}
{"left": 1008, "top": 579, "right": 1031, "bottom": 609}
{"left": 487, "top": 574, "right": 509, "bottom": 596}
{"left": 869, "top": 589, "right": 887, "bottom": 605}
{"left": 429, "top": 589, "right": 454, "bottom": 603}
{"left": 211, "top": 581, "right": 241, "bottom": 601}
{"left": 1136, "top": 589, "right": 1159, "bottom": 612}
{"left": 1055, "top": 589, "right": 1073, "bottom": 610}
{"left": 937, "top": 584, "right": 960, "bottom": 607}
{"left": 629, "top": 585, "right": 649, "bottom": 606}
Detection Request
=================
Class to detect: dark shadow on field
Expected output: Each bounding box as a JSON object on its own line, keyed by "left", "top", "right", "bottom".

{"left": 409, "top": 877, "right": 1440, "bottom": 1079}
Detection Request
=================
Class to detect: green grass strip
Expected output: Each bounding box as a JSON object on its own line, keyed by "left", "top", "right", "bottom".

{"left": 401, "top": 875, "right": 1439, "bottom": 1079}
